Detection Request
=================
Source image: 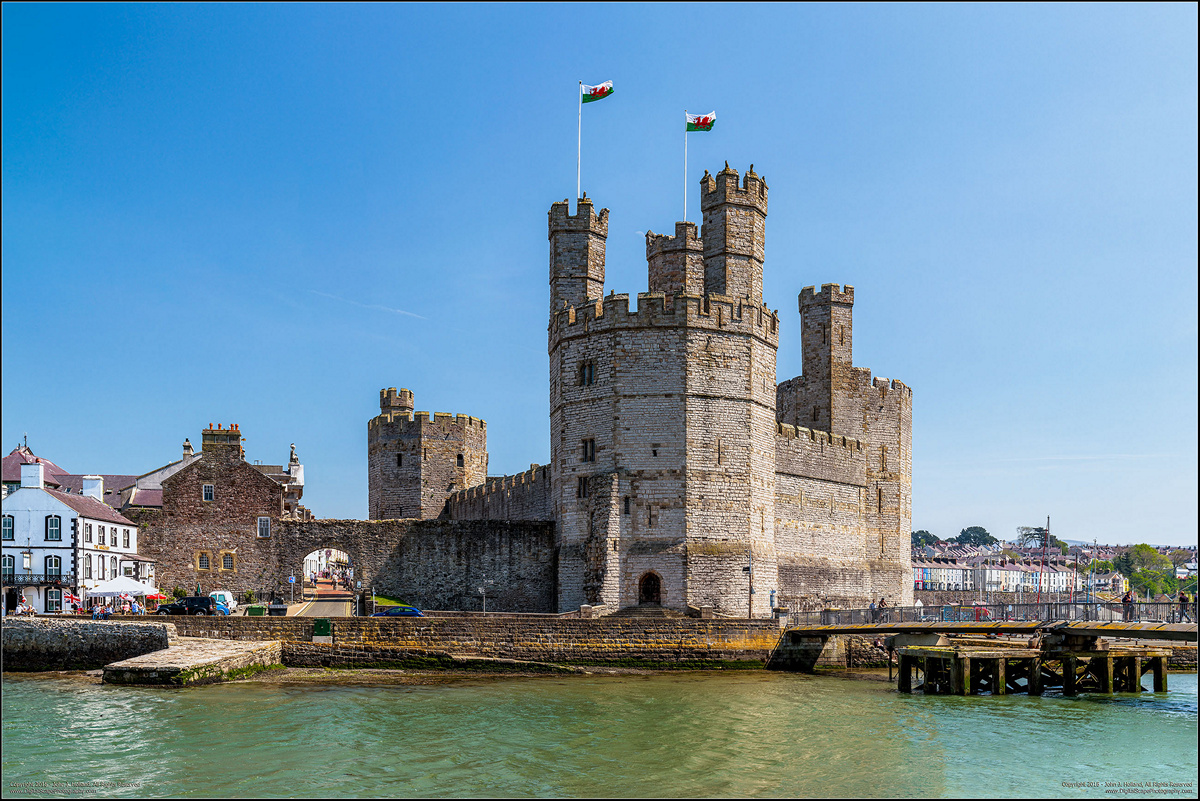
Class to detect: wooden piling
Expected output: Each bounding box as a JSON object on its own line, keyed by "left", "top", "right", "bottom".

{"left": 1132, "top": 657, "right": 1143, "bottom": 692}
{"left": 1028, "top": 656, "right": 1042, "bottom": 696}
{"left": 1152, "top": 656, "right": 1167, "bottom": 692}
{"left": 1098, "top": 655, "right": 1113, "bottom": 694}
{"left": 898, "top": 654, "right": 912, "bottom": 693}
{"left": 1063, "top": 656, "right": 1077, "bottom": 697}
{"left": 962, "top": 656, "right": 972, "bottom": 696}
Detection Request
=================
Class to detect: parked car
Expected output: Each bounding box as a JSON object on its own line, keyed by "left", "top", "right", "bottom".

{"left": 156, "top": 596, "right": 229, "bottom": 616}
{"left": 371, "top": 605, "right": 424, "bottom": 617}
{"left": 209, "top": 590, "right": 238, "bottom": 612}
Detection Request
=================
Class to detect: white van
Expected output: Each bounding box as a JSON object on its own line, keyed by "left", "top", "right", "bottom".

{"left": 209, "top": 590, "right": 238, "bottom": 612}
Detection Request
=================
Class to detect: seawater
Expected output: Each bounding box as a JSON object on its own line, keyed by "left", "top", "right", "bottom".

{"left": 2, "top": 671, "right": 1196, "bottom": 798}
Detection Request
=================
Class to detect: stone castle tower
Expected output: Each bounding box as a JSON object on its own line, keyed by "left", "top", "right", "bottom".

{"left": 371, "top": 163, "right": 912, "bottom": 615}
{"left": 367, "top": 388, "right": 488, "bottom": 520}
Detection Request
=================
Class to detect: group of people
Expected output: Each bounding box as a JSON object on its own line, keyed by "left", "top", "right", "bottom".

{"left": 867, "top": 597, "right": 889, "bottom": 623}
{"left": 1120, "top": 590, "right": 1194, "bottom": 623}
{"left": 89, "top": 599, "right": 144, "bottom": 618}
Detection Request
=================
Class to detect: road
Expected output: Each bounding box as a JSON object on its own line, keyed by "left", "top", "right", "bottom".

{"left": 298, "top": 598, "right": 352, "bottom": 617}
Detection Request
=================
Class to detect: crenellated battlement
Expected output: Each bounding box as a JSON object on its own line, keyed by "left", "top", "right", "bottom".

{"left": 775, "top": 422, "right": 864, "bottom": 451}
{"left": 799, "top": 283, "right": 855, "bottom": 308}
{"left": 699, "top": 163, "right": 768, "bottom": 213}
{"left": 775, "top": 423, "right": 867, "bottom": 487}
{"left": 368, "top": 410, "right": 486, "bottom": 433}
{"left": 549, "top": 291, "right": 779, "bottom": 346}
{"left": 379, "top": 387, "right": 415, "bottom": 414}
{"left": 548, "top": 197, "right": 609, "bottom": 238}
{"left": 646, "top": 221, "right": 701, "bottom": 258}
{"left": 450, "top": 464, "right": 549, "bottom": 503}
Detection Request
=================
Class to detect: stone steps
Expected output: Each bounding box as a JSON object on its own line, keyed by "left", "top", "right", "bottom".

{"left": 608, "top": 604, "right": 687, "bottom": 619}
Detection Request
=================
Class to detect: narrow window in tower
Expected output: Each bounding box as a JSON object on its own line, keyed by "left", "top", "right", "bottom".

{"left": 812, "top": 406, "right": 819, "bottom": 423}
{"left": 651, "top": 443, "right": 660, "bottom": 457}
{"left": 716, "top": 438, "right": 723, "bottom": 465}
{"left": 577, "top": 476, "right": 589, "bottom": 498}
{"left": 881, "top": 446, "right": 888, "bottom": 472}
{"left": 877, "top": 487, "right": 883, "bottom": 514}
{"left": 623, "top": 496, "right": 630, "bottom": 514}
{"left": 457, "top": 454, "right": 464, "bottom": 468}
{"left": 423, "top": 448, "right": 427, "bottom": 460}
{"left": 579, "top": 362, "right": 595, "bottom": 386}
{"left": 396, "top": 454, "right": 403, "bottom": 468}
{"left": 822, "top": 324, "right": 827, "bottom": 344}
{"left": 839, "top": 326, "right": 844, "bottom": 345}
{"left": 581, "top": 439, "right": 596, "bottom": 462}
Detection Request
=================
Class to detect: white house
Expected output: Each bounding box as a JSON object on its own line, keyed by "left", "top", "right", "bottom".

{"left": 2, "top": 463, "right": 153, "bottom": 613}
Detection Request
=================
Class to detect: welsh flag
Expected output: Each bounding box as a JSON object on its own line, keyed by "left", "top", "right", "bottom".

{"left": 686, "top": 111, "right": 716, "bottom": 132}
{"left": 582, "top": 81, "right": 614, "bottom": 103}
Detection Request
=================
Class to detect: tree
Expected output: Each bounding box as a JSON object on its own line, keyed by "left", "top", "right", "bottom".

{"left": 1114, "top": 544, "right": 1170, "bottom": 577}
{"left": 1087, "top": 559, "right": 1116, "bottom": 575}
{"left": 1169, "top": 549, "right": 1193, "bottom": 567}
{"left": 911, "top": 530, "right": 939, "bottom": 547}
{"left": 955, "top": 526, "right": 997, "bottom": 547}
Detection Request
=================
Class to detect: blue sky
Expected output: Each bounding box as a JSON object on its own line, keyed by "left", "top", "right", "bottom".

{"left": 3, "top": 4, "right": 1196, "bottom": 546}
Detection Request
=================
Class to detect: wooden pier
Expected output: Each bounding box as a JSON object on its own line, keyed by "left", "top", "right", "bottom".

{"left": 897, "top": 643, "right": 1170, "bottom": 696}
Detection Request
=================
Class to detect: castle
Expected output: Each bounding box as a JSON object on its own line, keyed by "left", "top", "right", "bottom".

{"left": 368, "top": 164, "right": 913, "bottom": 615}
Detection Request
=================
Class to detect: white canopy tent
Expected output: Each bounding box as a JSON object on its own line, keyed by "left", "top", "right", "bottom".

{"left": 86, "top": 576, "right": 159, "bottom": 598}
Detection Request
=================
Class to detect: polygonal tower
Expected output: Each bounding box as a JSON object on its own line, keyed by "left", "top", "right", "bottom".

{"left": 367, "top": 388, "right": 488, "bottom": 520}
{"left": 548, "top": 166, "right": 781, "bottom": 616}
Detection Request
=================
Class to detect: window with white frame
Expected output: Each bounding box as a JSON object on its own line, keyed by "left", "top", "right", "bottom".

{"left": 1, "top": 554, "right": 13, "bottom": 578}
{"left": 45, "top": 555, "right": 61, "bottom": 577}
{"left": 45, "top": 515, "right": 61, "bottom": 541}
{"left": 257, "top": 517, "right": 270, "bottom": 538}
{"left": 85, "top": 523, "right": 92, "bottom": 543}
{"left": 110, "top": 527, "right": 117, "bottom": 546}
{"left": 1, "top": 515, "right": 12, "bottom": 540}
{"left": 110, "top": 556, "right": 117, "bottom": 577}
{"left": 97, "top": 525, "right": 105, "bottom": 542}
{"left": 203, "top": 484, "right": 214, "bottom": 502}
{"left": 123, "top": 529, "right": 130, "bottom": 549}
{"left": 84, "top": 554, "right": 92, "bottom": 579}
{"left": 46, "top": 589, "right": 61, "bottom": 613}
{"left": 198, "top": 553, "right": 210, "bottom": 570}
{"left": 96, "top": 557, "right": 105, "bottom": 581}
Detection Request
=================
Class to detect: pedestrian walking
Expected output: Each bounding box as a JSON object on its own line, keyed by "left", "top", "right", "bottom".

{"left": 1179, "top": 591, "right": 1193, "bottom": 624}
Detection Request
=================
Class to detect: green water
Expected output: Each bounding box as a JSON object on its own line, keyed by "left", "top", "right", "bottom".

{"left": 2, "top": 671, "right": 1196, "bottom": 798}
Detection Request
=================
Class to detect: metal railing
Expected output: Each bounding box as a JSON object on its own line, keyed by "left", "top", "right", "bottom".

{"left": 1, "top": 573, "right": 77, "bottom": 586}
{"left": 789, "top": 601, "right": 1198, "bottom": 627}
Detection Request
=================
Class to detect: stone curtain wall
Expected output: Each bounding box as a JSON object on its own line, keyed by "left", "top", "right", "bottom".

{"left": 373, "top": 521, "right": 557, "bottom": 612}
{"left": 443, "top": 465, "right": 552, "bottom": 521}
{"left": 2, "top": 618, "right": 175, "bottom": 671}
{"left": 275, "top": 519, "right": 557, "bottom": 612}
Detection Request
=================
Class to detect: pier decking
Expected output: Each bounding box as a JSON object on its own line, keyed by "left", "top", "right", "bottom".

{"left": 897, "top": 643, "right": 1170, "bottom": 696}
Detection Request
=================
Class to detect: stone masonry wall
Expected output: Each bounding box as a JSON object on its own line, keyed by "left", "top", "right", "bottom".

{"left": 274, "top": 519, "right": 556, "bottom": 612}
{"left": 151, "top": 616, "right": 786, "bottom": 668}
{"left": 138, "top": 452, "right": 285, "bottom": 598}
{"left": 444, "top": 465, "right": 552, "bottom": 521}
{"left": 2, "top": 617, "right": 175, "bottom": 671}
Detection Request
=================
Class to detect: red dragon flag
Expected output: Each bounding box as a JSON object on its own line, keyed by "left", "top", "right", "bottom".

{"left": 581, "top": 81, "right": 614, "bottom": 103}
{"left": 686, "top": 111, "right": 716, "bottom": 131}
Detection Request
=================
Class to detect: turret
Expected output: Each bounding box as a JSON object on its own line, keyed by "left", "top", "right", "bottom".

{"left": 380, "top": 387, "right": 414, "bottom": 416}
{"left": 646, "top": 221, "right": 704, "bottom": 298}
{"left": 798, "top": 284, "right": 856, "bottom": 435}
{"left": 549, "top": 196, "right": 608, "bottom": 314}
{"left": 700, "top": 164, "right": 768, "bottom": 303}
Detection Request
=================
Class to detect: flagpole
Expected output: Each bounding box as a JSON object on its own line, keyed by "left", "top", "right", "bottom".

{"left": 683, "top": 110, "right": 688, "bottom": 222}
{"left": 577, "top": 82, "right": 583, "bottom": 200}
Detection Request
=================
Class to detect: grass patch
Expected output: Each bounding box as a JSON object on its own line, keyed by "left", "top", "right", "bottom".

{"left": 371, "top": 595, "right": 415, "bottom": 607}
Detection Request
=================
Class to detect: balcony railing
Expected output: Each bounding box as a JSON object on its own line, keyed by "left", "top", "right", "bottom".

{"left": 1, "top": 573, "right": 77, "bottom": 586}
{"left": 789, "top": 601, "right": 1198, "bottom": 626}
